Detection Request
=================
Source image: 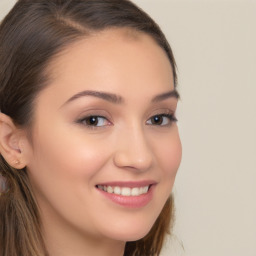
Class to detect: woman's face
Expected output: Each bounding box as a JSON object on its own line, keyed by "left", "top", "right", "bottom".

{"left": 24, "top": 29, "right": 182, "bottom": 242}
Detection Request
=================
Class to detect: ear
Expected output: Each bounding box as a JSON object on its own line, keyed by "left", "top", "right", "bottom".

{"left": 0, "top": 113, "right": 26, "bottom": 169}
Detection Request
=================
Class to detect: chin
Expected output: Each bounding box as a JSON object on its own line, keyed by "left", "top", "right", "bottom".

{"left": 100, "top": 218, "right": 156, "bottom": 242}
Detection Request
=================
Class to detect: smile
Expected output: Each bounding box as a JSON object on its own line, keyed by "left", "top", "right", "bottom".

{"left": 95, "top": 181, "right": 156, "bottom": 208}
{"left": 96, "top": 185, "right": 149, "bottom": 196}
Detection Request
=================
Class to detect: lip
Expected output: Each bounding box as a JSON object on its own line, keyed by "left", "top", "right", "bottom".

{"left": 95, "top": 180, "right": 156, "bottom": 208}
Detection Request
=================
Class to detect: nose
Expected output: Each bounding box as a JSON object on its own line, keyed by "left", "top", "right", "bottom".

{"left": 113, "top": 126, "right": 154, "bottom": 172}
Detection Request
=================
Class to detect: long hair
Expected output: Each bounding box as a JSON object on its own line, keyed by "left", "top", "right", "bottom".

{"left": 0, "top": 1, "right": 177, "bottom": 255}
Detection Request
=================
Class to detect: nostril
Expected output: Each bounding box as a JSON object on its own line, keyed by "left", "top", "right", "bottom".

{"left": 113, "top": 148, "right": 153, "bottom": 171}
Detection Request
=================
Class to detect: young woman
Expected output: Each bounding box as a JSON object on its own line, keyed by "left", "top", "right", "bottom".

{"left": 0, "top": 0, "right": 182, "bottom": 255}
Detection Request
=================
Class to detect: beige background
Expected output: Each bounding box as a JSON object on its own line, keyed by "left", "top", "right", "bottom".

{"left": 1, "top": 1, "right": 255, "bottom": 256}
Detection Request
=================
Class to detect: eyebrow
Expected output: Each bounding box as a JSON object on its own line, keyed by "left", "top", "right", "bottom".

{"left": 62, "top": 89, "right": 179, "bottom": 107}
{"left": 151, "top": 90, "right": 180, "bottom": 102}
{"left": 63, "top": 90, "right": 123, "bottom": 106}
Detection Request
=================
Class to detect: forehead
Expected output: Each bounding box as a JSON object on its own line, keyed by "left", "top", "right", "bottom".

{"left": 39, "top": 28, "right": 174, "bottom": 107}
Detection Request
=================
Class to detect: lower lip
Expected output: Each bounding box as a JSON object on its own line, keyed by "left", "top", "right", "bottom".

{"left": 96, "top": 185, "right": 155, "bottom": 208}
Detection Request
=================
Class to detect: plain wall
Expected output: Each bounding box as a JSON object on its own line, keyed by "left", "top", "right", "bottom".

{"left": 1, "top": 1, "right": 255, "bottom": 256}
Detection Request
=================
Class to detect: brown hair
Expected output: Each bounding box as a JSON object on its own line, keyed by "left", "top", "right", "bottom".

{"left": 0, "top": 0, "right": 177, "bottom": 255}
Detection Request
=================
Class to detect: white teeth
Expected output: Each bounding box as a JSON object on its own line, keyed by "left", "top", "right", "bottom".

{"left": 143, "top": 186, "right": 149, "bottom": 193}
{"left": 121, "top": 187, "right": 131, "bottom": 196}
{"left": 131, "top": 187, "right": 139, "bottom": 196}
{"left": 107, "top": 186, "right": 113, "bottom": 193}
{"left": 97, "top": 185, "right": 150, "bottom": 196}
{"left": 113, "top": 186, "right": 121, "bottom": 195}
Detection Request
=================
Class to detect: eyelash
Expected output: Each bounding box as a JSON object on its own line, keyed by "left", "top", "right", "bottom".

{"left": 146, "top": 114, "right": 177, "bottom": 126}
{"left": 77, "top": 115, "right": 110, "bottom": 129}
{"left": 77, "top": 113, "right": 177, "bottom": 129}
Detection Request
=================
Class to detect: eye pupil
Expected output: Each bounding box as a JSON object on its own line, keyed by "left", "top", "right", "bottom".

{"left": 87, "top": 116, "right": 98, "bottom": 125}
{"left": 152, "top": 115, "right": 163, "bottom": 125}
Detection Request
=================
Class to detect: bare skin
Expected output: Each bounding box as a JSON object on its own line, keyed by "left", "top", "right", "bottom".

{"left": 0, "top": 28, "right": 181, "bottom": 256}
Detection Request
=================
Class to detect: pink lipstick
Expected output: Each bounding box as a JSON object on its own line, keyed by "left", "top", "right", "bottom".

{"left": 96, "top": 180, "right": 156, "bottom": 208}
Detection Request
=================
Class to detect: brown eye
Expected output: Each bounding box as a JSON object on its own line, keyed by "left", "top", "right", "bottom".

{"left": 78, "top": 116, "right": 110, "bottom": 127}
{"left": 151, "top": 115, "right": 163, "bottom": 125}
{"left": 146, "top": 114, "right": 177, "bottom": 126}
{"left": 86, "top": 116, "right": 98, "bottom": 126}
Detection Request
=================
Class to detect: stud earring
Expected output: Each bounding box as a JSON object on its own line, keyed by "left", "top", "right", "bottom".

{"left": 14, "top": 160, "right": 20, "bottom": 165}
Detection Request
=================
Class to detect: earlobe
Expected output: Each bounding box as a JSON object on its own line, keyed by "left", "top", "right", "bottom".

{"left": 0, "top": 113, "right": 26, "bottom": 169}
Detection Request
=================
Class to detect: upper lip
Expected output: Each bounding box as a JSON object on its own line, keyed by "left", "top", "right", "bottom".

{"left": 96, "top": 180, "right": 157, "bottom": 188}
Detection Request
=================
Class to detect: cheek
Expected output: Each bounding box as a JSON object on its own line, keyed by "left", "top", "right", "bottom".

{"left": 26, "top": 125, "right": 114, "bottom": 233}
{"left": 152, "top": 127, "right": 182, "bottom": 198}
{"left": 27, "top": 124, "right": 111, "bottom": 199}
{"left": 165, "top": 137, "right": 182, "bottom": 177}
{"left": 156, "top": 129, "right": 182, "bottom": 177}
